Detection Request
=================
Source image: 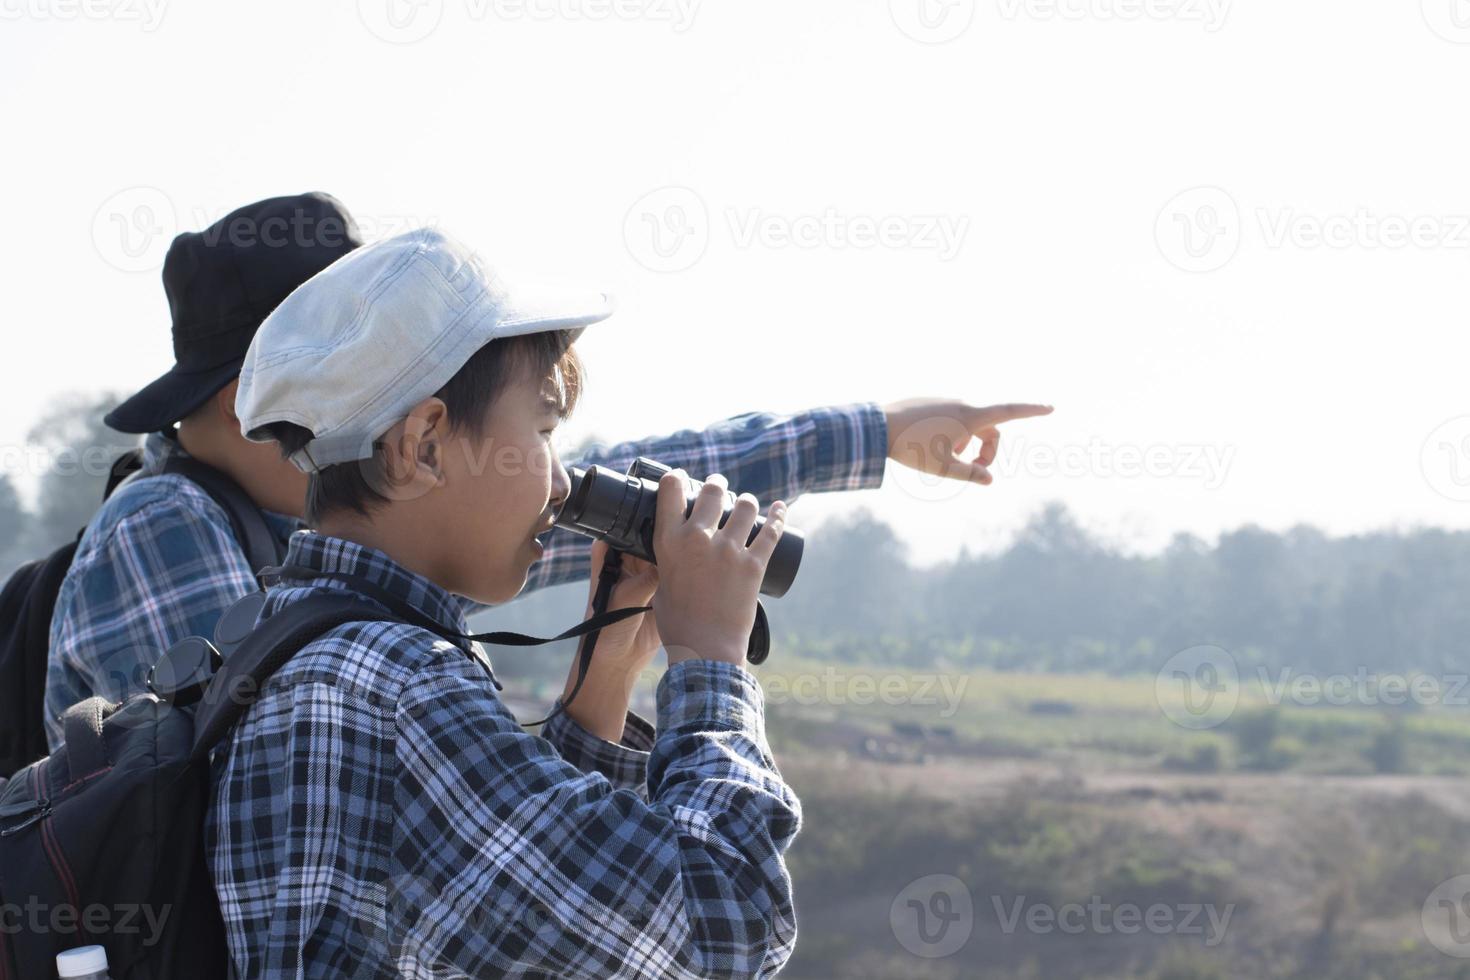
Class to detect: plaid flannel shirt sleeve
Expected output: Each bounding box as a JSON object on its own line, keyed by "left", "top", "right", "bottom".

{"left": 45, "top": 487, "right": 256, "bottom": 750}
{"left": 540, "top": 698, "right": 655, "bottom": 795}
{"left": 522, "top": 401, "right": 889, "bottom": 595}
{"left": 392, "top": 657, "right": 801, "bottom": 978}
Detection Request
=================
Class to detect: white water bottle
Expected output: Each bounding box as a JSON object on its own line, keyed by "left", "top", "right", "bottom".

{"left": 56, "top": 945, "right": 111, "bottom": 979}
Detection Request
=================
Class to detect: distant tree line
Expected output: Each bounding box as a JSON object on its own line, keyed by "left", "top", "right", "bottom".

{"left": 455, "top": 496, "right": 1470, "bottom": 684}
{"left": 780, "top": 503, "right": 1470, "bottom": 680}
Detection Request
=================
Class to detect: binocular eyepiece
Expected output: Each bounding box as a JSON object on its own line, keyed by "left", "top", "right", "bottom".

{"left": 553, "top": 456, "right": 804, "bottom": 598}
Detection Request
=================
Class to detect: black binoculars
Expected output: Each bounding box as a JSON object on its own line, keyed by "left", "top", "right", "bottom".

{"left": 553, "top": 456, "right": 805, "bottom": 598}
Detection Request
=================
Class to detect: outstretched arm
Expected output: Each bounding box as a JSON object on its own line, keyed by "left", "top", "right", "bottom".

{"left": 524, "top": 397, "right": 1053, "bottom": 595}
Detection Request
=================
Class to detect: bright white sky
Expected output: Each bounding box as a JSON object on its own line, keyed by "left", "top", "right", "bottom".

{"left": 2, "top": 0, "right": 1468, "bottom": 565}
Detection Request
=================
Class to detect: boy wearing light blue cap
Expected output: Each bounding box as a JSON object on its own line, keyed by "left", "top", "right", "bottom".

{"left": 216, "top": 227, "right": 802, "bottom": 977}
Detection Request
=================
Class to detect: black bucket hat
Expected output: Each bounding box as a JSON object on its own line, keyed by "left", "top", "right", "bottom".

{"left": 105, "top": 192, "right": 363, "bottom": 434}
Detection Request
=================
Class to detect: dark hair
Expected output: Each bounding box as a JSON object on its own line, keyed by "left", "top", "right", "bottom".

{"left": 258, "top": 330, "right": 583, "bottom": 525}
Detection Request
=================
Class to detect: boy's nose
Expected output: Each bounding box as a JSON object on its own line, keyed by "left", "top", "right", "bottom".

{"left": 549, "top": 455, "right": 572, "bottom": 513}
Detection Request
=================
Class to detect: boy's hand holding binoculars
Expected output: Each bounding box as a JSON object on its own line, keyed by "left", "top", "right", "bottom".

{"left": 651, "top": 469, "right": 786, "bottom": 667}
{"left": 565, "top": 468, "right": 785, "bottom": 741}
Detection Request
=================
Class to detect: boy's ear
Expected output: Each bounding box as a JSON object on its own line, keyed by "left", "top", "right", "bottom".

{"left": 215, "top": 378, "right": 241, "bottom": 424}
{"left": 378, "top": 397, "right": 449, "bottom": 496}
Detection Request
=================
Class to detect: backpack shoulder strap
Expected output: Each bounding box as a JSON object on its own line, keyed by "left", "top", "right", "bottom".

{"left": 104, "top": 449, "right": 144, "bottom": 499}
{"left": 161, "top": 456, "right": 284, "bottom": 578}
{"left": 189, "top": 594, "right": 397, "bottom": 761}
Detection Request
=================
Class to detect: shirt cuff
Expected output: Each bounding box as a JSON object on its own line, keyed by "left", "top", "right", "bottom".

{"left": 655, "top": 659, "right": 767, "bottom": 735}
{"left": 541, "top": 699, "right": 654, "bottom": 790}
{"left": 807, "top": 401, "right": 888, "bottom": 495}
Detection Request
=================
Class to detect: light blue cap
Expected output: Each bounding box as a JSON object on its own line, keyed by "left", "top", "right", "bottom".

{"left": 236, "top": 226, "right": 612, "bottom": 472}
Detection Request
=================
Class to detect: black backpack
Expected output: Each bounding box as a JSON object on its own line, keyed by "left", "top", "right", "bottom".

{"left": 0, "top": 591, "right": 397, "bottom": 980}
{"left": 0, "top": 576, "right": 648, "bottom": 980}
{"left": 0, "top": 452, "right": 283, "bottom": 779}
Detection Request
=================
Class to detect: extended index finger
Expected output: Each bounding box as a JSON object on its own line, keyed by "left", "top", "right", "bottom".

{"left": 970, "top": 403, "right": 1054, "bottom": 426}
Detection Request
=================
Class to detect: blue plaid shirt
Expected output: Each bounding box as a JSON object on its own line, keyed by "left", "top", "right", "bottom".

{"left": 45, "top": 403, "right": 888, "bottom": 751}
{"left": 208, "top": 530, "right": 802, "bottom": 978}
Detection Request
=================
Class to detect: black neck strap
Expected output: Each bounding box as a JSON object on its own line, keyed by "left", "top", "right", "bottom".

{"left": 258, "top": 563, "right": 650, "bottom": 725}
{"left": 544, "top": 548, "right": 628, "bottom": 727}
{"left": 259, "top": 556, "right": 772, "bottom": 728}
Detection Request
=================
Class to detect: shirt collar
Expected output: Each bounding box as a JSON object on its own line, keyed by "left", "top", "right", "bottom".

{"left": 140, "top": 430, "right": 177, "bottom": 474}
{"left": 277, "top": 530, "right": 471, "bottom": 642}
{"left": 141, "top": 429, "right": 303, "bottom": 540}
